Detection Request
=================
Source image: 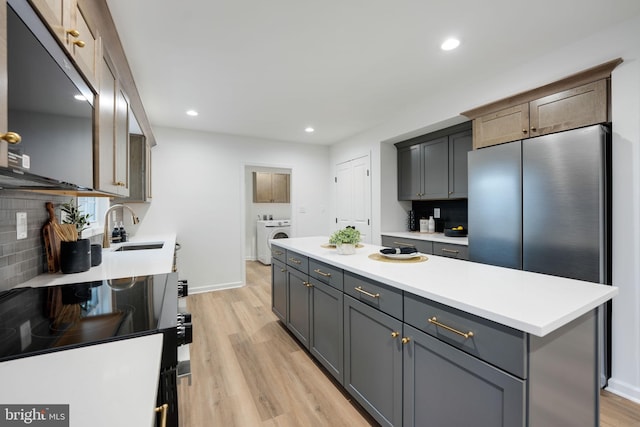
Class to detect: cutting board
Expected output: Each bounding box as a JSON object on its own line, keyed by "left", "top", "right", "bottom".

{"left": 43, "top": 202, "right": 61, "bottom": 273}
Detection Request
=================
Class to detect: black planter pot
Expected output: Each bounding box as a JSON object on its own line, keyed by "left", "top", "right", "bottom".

{"left": 60, "top": 239, "right": 91, "bottom": 274}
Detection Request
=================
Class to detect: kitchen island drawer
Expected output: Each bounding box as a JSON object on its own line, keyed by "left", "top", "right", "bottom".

{"left": 309, "top": 259, "right": 343, "bottom": 291}
{"left": 271, "top": 245, "right": 287, "bottom": 263}
{"left": 286, "top": 250, "right": 308, "bottom": 274}
{"left": 344, "top": 271, "right": 403, "bottom": 320}
{"left": 381, "top": 235, "right": 433, "bottom": 255}
{"left": 404, "top": 293, "right": 526, "bottom": 379}
{"left": 432, "top": 242, "right": 468, "bottom": 260}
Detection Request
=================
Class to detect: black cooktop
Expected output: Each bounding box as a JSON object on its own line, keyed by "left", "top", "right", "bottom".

{"left": 0, "top": 273, "right": 177, "bottom": 362}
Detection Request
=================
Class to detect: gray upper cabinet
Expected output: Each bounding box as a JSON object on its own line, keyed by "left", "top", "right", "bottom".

{"left": 396, "top": 123, "right": 472, "bottom": 201}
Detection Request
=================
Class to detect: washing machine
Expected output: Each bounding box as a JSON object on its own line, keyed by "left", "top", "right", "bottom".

{"left": 257, "top": 219, "right": 291, "bottom": 265}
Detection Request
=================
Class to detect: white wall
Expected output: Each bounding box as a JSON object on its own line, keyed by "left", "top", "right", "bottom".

{"left": 330, "top": 14, "right": 640, "bottom": 402}
{"left": 132, "top": 127, "right": 331, "bottom": 293}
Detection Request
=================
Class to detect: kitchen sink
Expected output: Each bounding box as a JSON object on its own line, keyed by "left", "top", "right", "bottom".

{"left": 113, "top": 242, "right": 164, "bottom": 252}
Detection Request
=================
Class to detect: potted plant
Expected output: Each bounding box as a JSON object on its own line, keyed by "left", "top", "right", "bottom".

{"left": 329, "top": 226, "right": 361, "bottom": 255}
{"left": 58, "top": 200, "right": 92, "bottom": 273}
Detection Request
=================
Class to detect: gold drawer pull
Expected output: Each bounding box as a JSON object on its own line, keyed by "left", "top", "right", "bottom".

{"left": 401, "top": 337, "right": 411, "bottom": 344}
{"left": 392, "top": 241, "right": 415, "bottom": 247}
{"left": 313, "top": 268, "right": 331, "bottom": 277}
{"left": 280, "top": 268, "right": 287, "bottom": 273}
{"left": 428, "top": 317, "right": 474, "bottom": 339}
{"left": 391, "top": 331, "right": 400, "bottom": 338}
{"left": 441, "top": 248, "right": 460, "bottom": 254}
{"left": 273, "top": 250, "right": 284, "bottom": 255}
{"left": 289, "top": 257, "right": 301, "bottom": 265}
{"left": 303, "top": 281, "right": 313, "bottom": 288}
{"left": 354, "top": 286, "right": 380, "bottom": 299}
{"left": 155, "top": 403, "right": 168, "bottom": 427}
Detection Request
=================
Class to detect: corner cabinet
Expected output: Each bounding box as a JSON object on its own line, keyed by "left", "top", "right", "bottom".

{"left": 463, "top": 59, "right": 622, "bottom": 149}
{"left": 396, "top": 123, "right": 472, "bottom": 201}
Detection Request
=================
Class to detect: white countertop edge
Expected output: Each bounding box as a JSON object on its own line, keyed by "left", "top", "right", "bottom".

{"left": 17, "top": 233, "right": 177, "bottom": 288}
{"left": 382, "top": 231, "right": 469, "bottom": 246}
{"left": 272, "top": 236, "right": 618, "bottom": 337}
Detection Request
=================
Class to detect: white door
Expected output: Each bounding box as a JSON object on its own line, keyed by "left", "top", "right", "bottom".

{"left": 335, "top": 154, "right": 372, "bottom": 243}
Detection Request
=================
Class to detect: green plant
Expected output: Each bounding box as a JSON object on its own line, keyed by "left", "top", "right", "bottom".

{"left": 329, "top": 226, "right": 361, "bottom": 245}
{"left": 61, "top": 199, "right": 91, "bottom": 235}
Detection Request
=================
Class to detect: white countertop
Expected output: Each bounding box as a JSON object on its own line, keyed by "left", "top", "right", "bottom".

{"left": 382, "top": 231, "right": 468, "bottom": 246}
{"left": 272, "top": 236, "right": 617, "bottom": 337}
{"left": 17, "top": 233, "right": 177, "bottom": 288}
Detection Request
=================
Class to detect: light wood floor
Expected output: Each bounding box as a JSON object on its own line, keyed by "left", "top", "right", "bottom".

{"left": 178, "top": 261, "right": 640, "bottom": 427}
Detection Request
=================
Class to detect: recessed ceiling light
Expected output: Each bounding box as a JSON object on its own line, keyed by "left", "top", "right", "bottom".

{"left": 186, "top": 110, "right": 199, "bottom": 117}
{"left": 305, "top": 127, "right": 315, "bottom": 133}
{"left": 74, "top": 94, "right": 86, "bottom": 101}
{"left": 441, "top": 38, "right": 460, "bottom": 51}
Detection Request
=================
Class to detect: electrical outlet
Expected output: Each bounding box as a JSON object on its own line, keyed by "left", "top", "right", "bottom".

{"left": 16, "top": 212, "right": 27, "bottom": 240}
{"left": 434, "top": 208, "right": 441, "bottom": 219}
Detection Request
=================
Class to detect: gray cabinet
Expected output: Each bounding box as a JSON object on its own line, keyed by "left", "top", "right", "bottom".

{"left": 432, "top": 242, "right": 469, "bottom": 260}
{"left": 344, "top": 295, "right": 403, "bottom": 427}
{"left": 271, "top": 258, "right": 287, "bottom": 322}
{"left": 287, "top": 267, "right": 311, "bottom": 349}
{"left": 310, "top": 279, "right": 344, "bottom": 383}
{"left": 396, "top": 123, "right": 472, "bottom": 201}
{"left": 403, "top": 324, "right": 525, "bottom": 427}
{"left": 381, "top": 235, "right": 433, "bottom": 255}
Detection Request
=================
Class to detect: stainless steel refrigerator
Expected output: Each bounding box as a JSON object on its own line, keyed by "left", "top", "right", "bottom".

{"left": 468, "top": 124, "right": 611, "bottom": 382}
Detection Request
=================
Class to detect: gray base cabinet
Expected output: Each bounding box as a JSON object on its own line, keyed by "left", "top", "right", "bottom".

{"left": 403, "top": 324, "right": 525, "bottom": 427}
{"left": 344, "top": 296, "right": 402, "bottom": 427}
{"left": 287, "top": 268, "right": 311, "bottom": 349}
{"left": 271, "top": 258, "right": 287, "bottom": 322}
{"left": 310, "top": 279, "right": 344, "bottom": 383}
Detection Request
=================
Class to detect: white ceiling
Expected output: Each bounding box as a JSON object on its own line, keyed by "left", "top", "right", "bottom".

{"left": 106, "top": 0, "right": 640, "bottom": 145}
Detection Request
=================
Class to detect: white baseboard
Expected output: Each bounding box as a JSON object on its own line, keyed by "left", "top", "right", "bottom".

{"left": 188, "top": 281, "right": 244, "bottom": 295}
{"left": 606, "top": 378, "right": 640, "bottom": 404}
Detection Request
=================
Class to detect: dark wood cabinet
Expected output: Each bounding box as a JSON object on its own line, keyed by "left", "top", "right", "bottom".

{"left": 396, "top": 123, "right": 472, "bottom": 201}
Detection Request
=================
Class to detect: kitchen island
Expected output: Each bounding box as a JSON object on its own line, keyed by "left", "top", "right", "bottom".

{"left": 271, "top": 236, "right": 617, "bottom": 427}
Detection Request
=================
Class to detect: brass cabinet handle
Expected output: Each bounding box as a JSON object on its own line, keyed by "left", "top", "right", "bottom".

{"left": 530, "top": 127, "right": 537, "bottom": 132}
{"left": 1, "top": 131, "right": 22, "bottom": 144}
{"left": 289, "top": 257, "right": 301, "bottom": 265}
{"left": 428, "top": 316, "right": 474, "bottom": 339}
{"left": 401, "top": 337, "right": 411, "bottom": 344}
{"left": 392, "top": 241, "right": 415, "bottom": 247}
{"left": 155, "top": 403, "right": 168, "bottom": 427}
{"left": 273, "top": 250, "right": 284, "bottom": 256}
{"left": 313, "top": 268, "right": 331, "bottom": 277}
{"left": 354, "top": 286, "right": 380, "bottom": 299}
{"left": 391, "top": 331, "right": 400, "bottom": 338}
{"left": 115, "top": 181, "right": 126, "bottom": 186}
{"left": 303, "top": 281, "right": 313, "bottom": 288}
{"left": 280, "top": 268, "right": 286, "bottom": 273}
{"left": 522, "top": 129, "right": 528, "bottom": 134}
{"left": 73, "top": 40, "right": 86, "bottom": 48}
{"left": 66, "top": 29, "right": 80, "bottom": 37}
{"left": 440, "top": 248, "right": 459, "bottom": 254}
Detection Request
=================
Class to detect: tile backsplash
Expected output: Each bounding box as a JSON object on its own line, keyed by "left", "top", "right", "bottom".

{"left": 0, "top": 191, "right": 72, "bottom": 290}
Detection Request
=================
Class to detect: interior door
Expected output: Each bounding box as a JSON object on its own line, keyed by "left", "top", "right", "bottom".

{"left": 335, "top": 154, "right": 371, "bottom": 243}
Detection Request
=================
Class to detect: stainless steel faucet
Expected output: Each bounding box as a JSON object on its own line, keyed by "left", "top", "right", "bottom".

{"left": 103, "top": 204, "right": 140, "bottom": 248}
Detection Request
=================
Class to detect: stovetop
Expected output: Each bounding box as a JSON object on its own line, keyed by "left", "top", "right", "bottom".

{"left": 0, "top": 273, "right": 177, "bottom": 362}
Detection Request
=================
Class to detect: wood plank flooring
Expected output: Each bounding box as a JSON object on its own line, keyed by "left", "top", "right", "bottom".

{"left": 178, "top": 261, "right": 640, "bottom": 427}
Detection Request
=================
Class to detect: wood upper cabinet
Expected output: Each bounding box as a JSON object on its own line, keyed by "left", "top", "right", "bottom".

{"left": 253, "top": 172, "right": 290, "bottom": 203}
{"left": 29, "top": 0, "right": 99, "bottom": 89}
{"left": 464, "top": 59, "right": 621, "bottom": 149}
{"left": 96, "top": 51, "right": 129, "bottom": 196}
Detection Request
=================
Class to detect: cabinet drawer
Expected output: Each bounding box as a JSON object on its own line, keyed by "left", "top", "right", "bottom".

{"left": 381, "top": 235, "right": 433, "bottom": 255}
{"left": 309, "top": 259, "right": 343, "bottom": 291}
{"left": 404, "top": 293, "right": 526, "bottom": 379}
{"left": 271, "top": 245, "right": 286, "bottom": 263}
{"left": 432, "top": 242, "right": 468, "bottom": 260}
{"left": 286, "top": 250, "right": 308, "bottom": 274}
{"left": 344, "top": 272, "right": 403, "bottom": 320}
